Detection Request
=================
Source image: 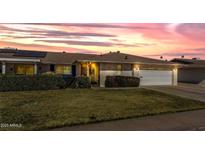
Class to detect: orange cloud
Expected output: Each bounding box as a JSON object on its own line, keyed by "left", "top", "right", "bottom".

{"left": 1, "top": 23, "right": 205, "bottom": 60}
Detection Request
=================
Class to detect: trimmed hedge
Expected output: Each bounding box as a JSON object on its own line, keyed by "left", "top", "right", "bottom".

{"left": 0, "top": 75, "right": 66, "bottom": 92}
{"left": 0, "top": 75, "right": 91, "bottom": 92}
{"left": 105, "top": 76, "right": 140, "bottom": 87}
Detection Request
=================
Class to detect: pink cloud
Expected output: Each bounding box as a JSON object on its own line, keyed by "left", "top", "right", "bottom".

{"left": 175, "top": 23, "right": 205, "bottom": 42}
{"left": 0, "top": 41, "right": 98, "bottom": 54}
{"left": 1, "top": 23, "right": 205, "bottom": 60}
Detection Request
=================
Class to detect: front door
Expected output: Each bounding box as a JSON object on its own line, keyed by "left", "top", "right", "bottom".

{"left": 72, "top": 65, "right": 76, "bottom": 76}
{"left": 89, "top": 63, "right": 99, "bottom": 85}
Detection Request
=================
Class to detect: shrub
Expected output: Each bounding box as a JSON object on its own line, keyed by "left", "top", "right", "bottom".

{"left": 42, "top": 71, "right": 55, "bottom": 75}
{"left": 62, "top": 75, "right": 75, "bottom": 87}
{"left": 70, "top": 76, "right": 91, "bottom": 88}
{"left": 105, "top": 76, "right": 140, "bottom": 88}
{"left": 0, "top": 75, "right": 66, "bottom": 92}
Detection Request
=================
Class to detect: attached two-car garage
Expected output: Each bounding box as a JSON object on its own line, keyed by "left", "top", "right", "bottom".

{"left": 99, "top": 68, "right": 177, "bottom": 87}
{"left": 88, "top": 52, "right": 178, "bottom": 87}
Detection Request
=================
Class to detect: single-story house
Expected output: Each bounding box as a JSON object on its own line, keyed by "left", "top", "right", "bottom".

{"left": 0, "top": 48, "right": 179, "bottom": 87}
{"left": 171, "top": 58, "right": 205, "bottom": 83}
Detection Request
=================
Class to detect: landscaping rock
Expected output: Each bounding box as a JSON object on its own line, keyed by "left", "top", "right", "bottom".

{"left": 199, "top": 80, "right": 205, "bottom": 87}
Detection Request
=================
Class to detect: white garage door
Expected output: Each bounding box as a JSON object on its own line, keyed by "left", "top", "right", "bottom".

{"left": 140, "top": 70, "right": 172, "bottom": 86}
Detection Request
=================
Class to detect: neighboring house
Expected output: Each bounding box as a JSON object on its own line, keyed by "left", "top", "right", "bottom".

{"left": 0, "top": 48, "right": 179, "bottom": 87}
{"left": 171, "top": 58, "right": 205, "bottom": 83}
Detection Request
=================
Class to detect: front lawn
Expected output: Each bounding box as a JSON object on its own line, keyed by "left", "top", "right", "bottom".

{"left": 0, "top": 88, "right": 205, "bottom": 130}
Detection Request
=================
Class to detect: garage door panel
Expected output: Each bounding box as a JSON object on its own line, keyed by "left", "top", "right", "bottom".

{"left": 140, "top": 70, "right": 172, "bottom": 85}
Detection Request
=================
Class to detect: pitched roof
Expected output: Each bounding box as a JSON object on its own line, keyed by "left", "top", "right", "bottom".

{"left": 80, "top": 52, "right": 175, "bottom": 65}
{"left": 41, "top": 52, "right": 97, "bottom": 64}
{"left": 171, "top": 58, "right": 205, "bottom": 68}
{"left": 0, "top": 52, "right": 14, "bottom": 58}
{"left": 0, "top": 48, "right": 97, "bottom": 63}
{"left": 0, "top": 49, "right": 40, "bottom": 59}
{"left": 0, "top": 48, "right": 175, "bottom": 65}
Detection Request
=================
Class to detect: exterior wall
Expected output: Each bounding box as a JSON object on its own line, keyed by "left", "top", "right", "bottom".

{"left": 140, "top": 64, "right": 175, "bottom": 70}
{"left": 0, "top": 63, "right": 2, "bottom": 73}
{"left": 100, "top": 63, "right": 119, "bottom": 70}
{"left": 76, "top": 63, "right": 81, "bottom": 76}
{"left": 122, "top": 64, "right": 132, "bottom": 71}
{"left": 121, "top": 71, "right": 132, "bottom": 76}
{"left": 5, "top": 63, "right": 15, "bottom": 74}
{"left": 38, "top": 64, "right": 50, "bottom": 74}
{"left": 178, "top": 68, "right": 205, "bottom": 83}
{"left": 100, "top": 63, "right": 132, "bottom": 71}
{"left": 172, "top": 68, "right": 178, "bottom": 85}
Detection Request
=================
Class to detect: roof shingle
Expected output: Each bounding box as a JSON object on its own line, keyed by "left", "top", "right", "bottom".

{"left": 83, "top": 52, "right": 174, "bottom": 64}
{"left": 0, "top": 48, "right": 176, "bottom": 65}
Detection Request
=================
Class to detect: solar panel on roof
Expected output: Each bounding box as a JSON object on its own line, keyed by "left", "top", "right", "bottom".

{"left": 14, "top": 50, "right": 47, "bottom": 58}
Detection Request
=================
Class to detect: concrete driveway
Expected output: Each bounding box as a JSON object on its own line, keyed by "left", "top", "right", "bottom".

{"left": 143, "top": 83, "right": 205, "bottom": 102}
{"left": 52, "top": 109, "right": 205, "bottom": 131}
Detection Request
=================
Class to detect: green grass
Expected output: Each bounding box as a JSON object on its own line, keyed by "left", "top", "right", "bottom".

{"left": 0, "top": 88, "right": 205, "bottom": 130}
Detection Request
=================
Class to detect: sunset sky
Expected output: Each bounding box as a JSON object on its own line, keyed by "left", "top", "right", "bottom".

{"left": 0, "top": 23, "right": 205, "bottom": 60}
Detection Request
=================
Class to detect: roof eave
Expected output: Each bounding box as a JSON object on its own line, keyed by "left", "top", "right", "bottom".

{"left": 76, "top": 59, "right": 180, "bottom": 66}
{"left": 0, "top": 57, "right": 40, "bottom": 63}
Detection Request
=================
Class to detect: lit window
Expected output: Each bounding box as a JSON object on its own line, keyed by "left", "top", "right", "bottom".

{"left": 15, "top": 64, "right": 34, "bottom": 75}
{"left": 81, "top": 63, "right": 87, "bottom": 76}
{"left": 117, "top": 64, "right": 122, "bottom": 71}
{"left": 55, "top": 65, "right": 71, "bottom": 74}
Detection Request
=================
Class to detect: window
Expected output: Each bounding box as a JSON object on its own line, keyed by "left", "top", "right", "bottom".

{"left": 50, "top": 64, "right": 55, "bottom": 72}
{"left": 81, "top": 63, "right": 87, "bottom": 76}
{"left": 38, "top": 66, "right": 42, "bottom": 71}
{"left": 117, "top": 64, "right": 122, "bottom": 71}
{"left": 55, "top": 65, "right": 71, "bottom": 74}
{"left": 0, "top": 64, "right": 2, "bottom": 73}
{"left": 122, "top": 64, "right": 132, "bottom": 70}
{"left": 15, "top": 64, "right": 34, "bottom": 75}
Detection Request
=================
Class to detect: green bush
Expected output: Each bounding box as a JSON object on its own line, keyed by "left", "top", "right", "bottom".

{"left": 105, "top": 76, "right": 140, "bottom": 87}
{"left": 0, "top": 75, "right": 66, "bottom": 92}
{"left": 42, "top": 71, "right": 55, "bottom": 75}
{"left": 62, "top": 75, "right": 76, "bottom": 87}
{"left": 70, "top": 76, "right": 91, "bottom": 88}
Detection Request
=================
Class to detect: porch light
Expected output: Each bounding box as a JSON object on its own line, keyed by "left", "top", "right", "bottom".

{"left": 134, "top": 65, "right": 140, "bottom": 71}
{"left": 173, "top": 68, "right": 178, "bottom": 72}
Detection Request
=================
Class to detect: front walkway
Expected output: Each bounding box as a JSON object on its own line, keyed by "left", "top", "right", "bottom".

{"left": 52, "top": 109, "right": 205, "bottom": 131}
